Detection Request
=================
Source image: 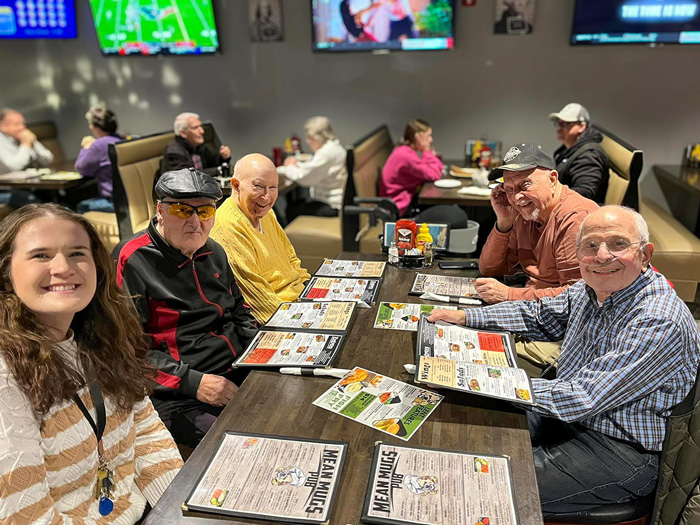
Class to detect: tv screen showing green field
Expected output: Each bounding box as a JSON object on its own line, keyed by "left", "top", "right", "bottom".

{"left": 88, "top": 0, "right": 219, "bottom": 55}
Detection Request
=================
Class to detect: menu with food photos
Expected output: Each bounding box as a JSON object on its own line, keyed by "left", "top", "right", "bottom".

{"left": 409, "top": 273, "right": 479, "bottom": 297}
{"left": 362, "top": 442, "right": 519, "bottom": 525}
{"left": 374, "top": 302, "right": 457, "bottom": 332}
{"left": 315, "top": 259, "right": 386, "bottom": 278}
{"left": 313, "top": 367, "right": 443, "bottom": 442}
{"left": 415, "top": 314, "right": 517, "bottom": 366}
{"left": 415, "top": 316, "right": 535, "bottom": 406}
{"left": 184, "top": 432, "right": 347, "bottom": 524}
{"left": 234, "top": 302, "right": 356, "bottom": 369}
{"left": 265, "top": 301, "right": 356, "bottom": 333}
{"left": 300, "top": 277, "right": 382, "bottom": 308}
{"left": 234, "top": 331, "right": 346, "bottom": 369}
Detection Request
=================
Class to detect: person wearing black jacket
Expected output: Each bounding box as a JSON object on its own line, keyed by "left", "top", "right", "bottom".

{"left": 160, "top": 112, "right": 231, "bottom": 177}
{"left": 117, "top": 168, "right": 257, "bottom": 447}
{"left": 549, "top": 103, "right": 609, "bottom": 204}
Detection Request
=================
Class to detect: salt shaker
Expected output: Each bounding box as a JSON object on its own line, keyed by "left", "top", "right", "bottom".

{"left": 423, "top": 243, "right": 434, "bottom": 268}
{"left": 388, "top": 242, "right": 399, "bottom": 265}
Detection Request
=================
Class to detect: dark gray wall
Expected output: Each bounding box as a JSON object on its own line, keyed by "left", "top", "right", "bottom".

{"left": 1, "top": 1, "right": 698, "bottom": 208}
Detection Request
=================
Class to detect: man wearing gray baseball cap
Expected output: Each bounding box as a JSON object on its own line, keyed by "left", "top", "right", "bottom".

{"left": 117, "top": 168, "right": 258, "bottom": 447}
{"left": 549, "top": 103, "right": 610, "bottom": 203}
{"left": 480, "top": 144, "right": 598, "bottom": 371}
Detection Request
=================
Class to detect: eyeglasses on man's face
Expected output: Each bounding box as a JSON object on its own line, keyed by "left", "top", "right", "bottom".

{"left": 161, "top": 201, "right": 216, "bottom": 220}
{"left": 577, "top": 238, "right": 643, "bottom": 259}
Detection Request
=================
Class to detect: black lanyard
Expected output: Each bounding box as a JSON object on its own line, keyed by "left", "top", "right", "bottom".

{"left": 73, "top": 382, "right": 106, "bottom": 443}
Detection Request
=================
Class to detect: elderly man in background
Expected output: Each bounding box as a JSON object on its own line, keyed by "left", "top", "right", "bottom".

{"left": 211, "top": 153, "right": 310, "bottom": 323}
{"left": 277, "top": 116, "right": 347, "bottom": 222}
{"left": 161, "top": 112, "right": 232, "bottom": 177}
{"left": 117, "top": 168, "right": 257, "bottom": 447}
{"left": 0, "top": 108, "right": 51, "bottom": 208}
{"left": 0, "top": 108, "right": 53, "bottom": 175}
{"left": 477, "top": 143, "right": 598, "bottom": 368}
{"left": 550, "top": 103, "right": 609, "bottom": 204}
{"left": 430, "top": 205, "right": 700, "bottom": 518}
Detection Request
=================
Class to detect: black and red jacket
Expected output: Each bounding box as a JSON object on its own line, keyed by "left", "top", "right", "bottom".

{"left": 116, "top": 218, "right": 258, "bottom": 398}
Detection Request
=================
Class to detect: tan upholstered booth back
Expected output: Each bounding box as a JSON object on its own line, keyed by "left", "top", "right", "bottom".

{"left": 27, "top": 121, "right": 66, "bottom": 168}
{"left": 111, "top": 132, "right": 174, "bottom": 238}
{"left": 595, "top": 126, "right": 643, "bottom": 209}
{"left": 352, "top": 126, "right": 394, "bottom": 199}
{"left": 285, "top": 125, "right": 392, "bottom": 270}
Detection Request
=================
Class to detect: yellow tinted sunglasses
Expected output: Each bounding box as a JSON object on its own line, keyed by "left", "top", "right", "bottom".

{"left": 162, "top": 201, "right": 216, "bottom": 220}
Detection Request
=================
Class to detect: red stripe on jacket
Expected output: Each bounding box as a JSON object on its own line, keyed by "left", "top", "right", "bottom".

{"left": 147, "top": 298, "right": 181, "bottom": 362}
{"left": 116, "top": 233, "right": 152, "bottom": 288}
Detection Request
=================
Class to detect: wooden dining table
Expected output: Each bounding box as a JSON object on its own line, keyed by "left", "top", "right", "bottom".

{"left": 418, "top": 161, "right": 493, "bottom": 208}
{"left": 418, "top": 178, "right": 492, "bottom": 207}
{"left": 145, "top": 253, "right": 543, "bottom": 525}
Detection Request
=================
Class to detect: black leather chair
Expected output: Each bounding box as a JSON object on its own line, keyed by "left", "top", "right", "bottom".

{"left": 544, "top": 363, "right": 700, "bottom": 525}
{"left": 544, "top": 497, "right": 651, "bottom": 525}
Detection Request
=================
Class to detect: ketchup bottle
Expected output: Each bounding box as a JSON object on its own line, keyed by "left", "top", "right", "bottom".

{"left": 395, "top": 219, "right": 417, "bottom": 255}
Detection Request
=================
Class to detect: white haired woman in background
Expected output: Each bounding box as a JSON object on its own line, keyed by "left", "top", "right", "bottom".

{"left": 278, "top": 116, "right": 347, "bottom": 222}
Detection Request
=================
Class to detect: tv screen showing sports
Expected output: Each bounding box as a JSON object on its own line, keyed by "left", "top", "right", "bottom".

{"left": 88, "top": 0, "right": 220, "bottom": 55}
{"left": 0, "top": 0, "right": 77, "bottom": 39}
{"left": 572, "top": 0, "right": 700, "bottom": 44}
{"left": 312, "top": 0, "right": 454, "bottom": 52}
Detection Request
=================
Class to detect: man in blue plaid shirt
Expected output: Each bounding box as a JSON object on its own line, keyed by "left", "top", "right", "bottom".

{"left": 429, "top": 205, "right": 700, "bottom": 517}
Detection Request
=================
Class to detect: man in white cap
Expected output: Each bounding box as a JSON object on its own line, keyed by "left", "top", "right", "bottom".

{"left": 549, "top": 103, "right": 609, "bottom": 204}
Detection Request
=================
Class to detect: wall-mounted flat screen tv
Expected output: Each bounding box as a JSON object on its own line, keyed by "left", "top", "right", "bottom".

{"left": 572, "top": 0, "right": 700, "bottom": 44}
{"left": 312, "top": 0, "right": 454, "bottom": 52}
{"left": 88, "top": 0, "right": 219, "bottom": 55}
{"left": 0, "top": 0, "right": 77, "bottom": 39}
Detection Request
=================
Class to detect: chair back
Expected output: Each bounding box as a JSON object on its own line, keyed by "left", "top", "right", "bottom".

{"left": 650, "top": 366, "right": 700, "bottom": 525}
{"left": 202, "top": 122, "right": 220, "bottom": 148}
{"left": 109, "top": 131, "right": 174, "bottom": 239}
{"left": 595, "top": 125, "right": 643, "bottom": 210}
{"left": 342, "top": 125, "right": 394, "bottom": 250}
{"left": 27, "top": 121, "right": 66, "bottom": 168}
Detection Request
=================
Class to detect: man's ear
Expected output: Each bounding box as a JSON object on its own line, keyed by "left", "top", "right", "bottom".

{"left": 549, "top": 170, "right": 559, "bottom": 185}
{"left": 641, "top": 242, "right": 654, "bottom": 270}
{"left": 231, "top": 177, "right": 241, "bottom": 194}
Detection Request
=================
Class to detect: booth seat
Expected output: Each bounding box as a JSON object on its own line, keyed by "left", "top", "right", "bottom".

{"left": 286, "top": 125, "right": 394, "bottom": 271}
{"left": 84, "top": 123, "right": 220, "bottom": 250}
{"left": 641, "top": 198, "right": 700, "bottom": 302}
{"left": 27, "top": 120, "right": 66, "bottom": 169}
{"left": 83, "top": 211, "right": 120, "bottom": 252}
{"left": 595, "top": 125, "right": 642, "bottom": 208}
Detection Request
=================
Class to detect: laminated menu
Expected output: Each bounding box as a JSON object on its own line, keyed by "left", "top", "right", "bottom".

{"left": 266, "top": 301, "right": 356, "bottom": 332}
{"left": 234, "top": 302, "right": 356, "bottom": 369}
{"left": 374, "top": 302, "right": 457, "bottom": 332}
{"left": 313, "top": 367, "right": 443, "bottom": 441}
{"left": 409, "top": 273, "right": 479, "bottom": 298}
{"left": 415, "top": 314, "right": 517, "bottom": 366}
{"left": 315, "top": 259, "right": 386, "bottom": 278}
{"left": 362, "top": 442, "right": 519, "bottom": 525}
{"left": 184, "top": 432, "right": 347, "bottom": 524}
{"left": 300, "top": 277, "right": 382, "bottom": 308}
{"left": 415, "top": 316, "right": 535, "bottom": 405}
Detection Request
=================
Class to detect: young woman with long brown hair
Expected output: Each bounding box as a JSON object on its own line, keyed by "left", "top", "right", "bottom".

{"left": 0, "top": 204, "right": 182, "bottom": 523}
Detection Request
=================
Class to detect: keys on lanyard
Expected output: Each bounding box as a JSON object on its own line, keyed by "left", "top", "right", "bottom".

{"left": 96, "top": 454, "right": 115, "bottom": 516}
{"left": 74, "top": 383, "right": 114, "bottom": 516}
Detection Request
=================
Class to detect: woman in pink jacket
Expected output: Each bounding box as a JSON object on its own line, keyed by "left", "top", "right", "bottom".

{"left": 379, "top": 118, "right": 444, "bottom": 216}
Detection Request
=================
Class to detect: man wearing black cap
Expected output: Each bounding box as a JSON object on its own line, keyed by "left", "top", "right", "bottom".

{"left": 116, "top": 168, "right": 257, "bottom": 447}
{"left": 549, "top": 103, "right": 609, "bottom": 204}
{"left": 478, "top": 144, "right": 598, "bottom": 368}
